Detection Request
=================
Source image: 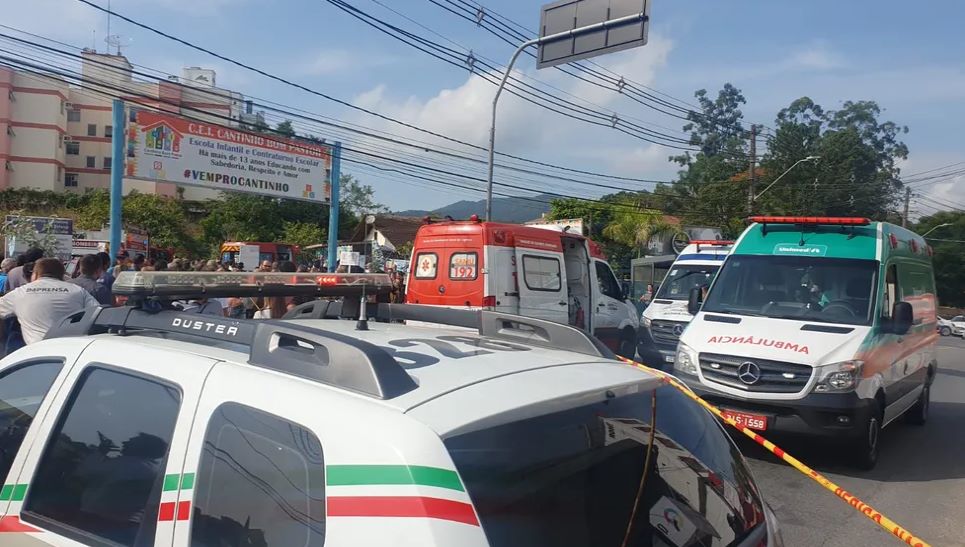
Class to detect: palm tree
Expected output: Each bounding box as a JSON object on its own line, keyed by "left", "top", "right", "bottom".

{"left": 602, "top": 206, "right": 676, "bottom": 258}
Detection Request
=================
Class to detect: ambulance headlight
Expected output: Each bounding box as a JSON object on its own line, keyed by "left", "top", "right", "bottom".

{"left": 674, "top": 342, "right": 698, "bottom": 376}
{"left": 642, "top": 316, "right": 652, "bottom": 328}
{"left": 813, "top": 360, "right": 863, "bottom": 392}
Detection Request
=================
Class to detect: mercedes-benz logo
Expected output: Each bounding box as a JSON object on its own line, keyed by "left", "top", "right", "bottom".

{"left": 672, "top": 324, "right": 684, "bottom": 336}
{"left": 737, "top": 361, "right": 762, "bottom": 385}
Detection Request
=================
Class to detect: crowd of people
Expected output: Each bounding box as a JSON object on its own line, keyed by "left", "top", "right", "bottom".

{"left": 0, "top": 247, "right": 408, "bottom": 355}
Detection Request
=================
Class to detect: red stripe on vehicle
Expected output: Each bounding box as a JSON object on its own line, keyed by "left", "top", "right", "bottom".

{"left": 0, "top": 516, "right": 40, "bottom": 532}
{"left": 773, "top": 446, "right": 786, "bottom": 459}
{"left": 328, "top": 496, "right": 479, "bottom": 526}
{"left": 176, "top": 501, "right": 191, "bottom": 521}
{"left": 158, "top": 502, "right": 176, "bottom": 522}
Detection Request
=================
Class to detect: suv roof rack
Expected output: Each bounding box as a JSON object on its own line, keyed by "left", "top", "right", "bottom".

{"left": 284, "top": 302, "right": 614, "bottom": 359}
{"left": 46, "top": 306, "right": 417, "bottom": 400}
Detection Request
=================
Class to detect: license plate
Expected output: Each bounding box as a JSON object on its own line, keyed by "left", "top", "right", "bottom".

{"left": 663, "top": 354, "right": 675, "bottom": 363}
{"left": 721, "top": 410, "right": 768, "bottom": 431}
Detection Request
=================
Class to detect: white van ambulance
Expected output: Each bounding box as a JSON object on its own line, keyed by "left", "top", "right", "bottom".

{"left": 637, "top": 240, "right": 732, "bottom": 370}
{"left": 405, "top": 218, "right": 640, "bottom": 357}
{"left": 676, "top": 216, "right": 938, "bottom": 468}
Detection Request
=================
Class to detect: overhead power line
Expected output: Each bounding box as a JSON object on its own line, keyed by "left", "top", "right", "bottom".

{"left": 426, "top": 0, "right": 776, "bottom": 136}
{"left": 0, "top": 50, "right": 713, "bottom": 218}
{"left": 65, "top": 2, "right": 708, "bottom": 187}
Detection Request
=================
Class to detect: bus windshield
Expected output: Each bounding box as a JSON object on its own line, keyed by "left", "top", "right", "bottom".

{"left": 655, "top": 264, "right": 720, "bottom": 301}
{"left": 702, "top": 255, "right": 878, "bottom": 326}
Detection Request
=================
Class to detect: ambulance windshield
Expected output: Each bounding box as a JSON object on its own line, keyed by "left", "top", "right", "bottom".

{"left": 702, "top": 255, "right": 877, "bottom": 326}
{"left": 655, "top": 264, "right": 720, "bottom": 300}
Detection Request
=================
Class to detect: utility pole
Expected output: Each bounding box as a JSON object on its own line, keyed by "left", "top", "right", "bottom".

{"left": 902, "top": 186, "right": 911, "bottom": 228}
{"left": 747, "top": 124, "right": 757, "bottom": 214}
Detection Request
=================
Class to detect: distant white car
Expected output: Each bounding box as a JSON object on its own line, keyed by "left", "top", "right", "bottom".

{"left": 937, "top": 317, "right": 955, "bottom": 336}
{"left": 949, "top": 315, "right": 965, "bottom": 337}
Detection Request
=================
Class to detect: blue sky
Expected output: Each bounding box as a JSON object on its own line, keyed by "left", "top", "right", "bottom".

{"left": 8, "top": 0, "right": 965, "bottom": 215}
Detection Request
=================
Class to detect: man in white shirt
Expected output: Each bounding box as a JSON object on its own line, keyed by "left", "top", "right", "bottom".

{"left": 0, "top": 258, "right": 100, "bottom": 345}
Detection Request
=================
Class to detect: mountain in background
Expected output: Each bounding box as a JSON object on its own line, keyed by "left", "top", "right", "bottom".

{"left": 394, "top": 193, "right": 553, "bottom": 223}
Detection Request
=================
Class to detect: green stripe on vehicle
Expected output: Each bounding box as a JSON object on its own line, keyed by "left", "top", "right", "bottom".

{"left": 327, "top": 465, "right": 464, "bottom": 492}
{"left": 0, "top": 484, "right": 28, "bottom": 501}
{"left": 163, "top": 473, "right": 195, "bottom": 492}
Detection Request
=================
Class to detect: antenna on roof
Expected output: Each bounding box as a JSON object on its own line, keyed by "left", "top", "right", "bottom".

{"left": 105, "top": 34, "right": 132, "bottom": 56}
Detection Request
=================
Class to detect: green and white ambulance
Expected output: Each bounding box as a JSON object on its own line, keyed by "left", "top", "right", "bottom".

{"left": 675, "top": 216, "right": 938, "bottom": 468}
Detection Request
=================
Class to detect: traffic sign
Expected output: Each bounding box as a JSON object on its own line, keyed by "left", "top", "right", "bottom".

{"left": 537, "top": 0, "right": 650, "bottom": 69}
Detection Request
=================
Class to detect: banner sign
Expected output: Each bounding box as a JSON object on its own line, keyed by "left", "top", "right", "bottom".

{"left": 5, "top": 215, "right": 73, "bottom": 261}
{"left": 126, "top": 111, "right": 333, "bottom": 203}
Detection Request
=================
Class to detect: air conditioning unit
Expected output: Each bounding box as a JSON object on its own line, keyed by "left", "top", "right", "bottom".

{"left": 63, "top": 135, "right": 73, "bottom": 142}
{"left": 65, "top": 102, "right": 74, "bottom": 109}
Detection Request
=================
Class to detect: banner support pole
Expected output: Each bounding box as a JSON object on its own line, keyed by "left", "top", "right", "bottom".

{"left": 109, "top": 99, "right": 124, "bottom": 258}
{"left": 327, "top": 142, "right": 342, "bottom": 272}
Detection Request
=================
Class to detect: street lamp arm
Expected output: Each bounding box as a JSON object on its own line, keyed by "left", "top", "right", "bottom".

{"left": 754, "top": 156, "right": 820, "bottom": 201}
{"left": 920, "top": 223, "right": 952, "bottom": 237}
{"left": 484, "top": 11, "right": 648, "bottom": 221}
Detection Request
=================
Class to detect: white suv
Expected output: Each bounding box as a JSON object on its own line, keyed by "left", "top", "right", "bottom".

{"left": 0, "top": 272, "right": 781, "bottom": 547}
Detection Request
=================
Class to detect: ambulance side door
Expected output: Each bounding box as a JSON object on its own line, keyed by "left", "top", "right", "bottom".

{"left": 514, "top": 249, "right": 568, "bottom": 323}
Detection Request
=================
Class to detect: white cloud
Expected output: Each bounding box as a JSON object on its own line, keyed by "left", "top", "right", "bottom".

{"left": 783, "top": 41, "right": 846, "bottom": 71}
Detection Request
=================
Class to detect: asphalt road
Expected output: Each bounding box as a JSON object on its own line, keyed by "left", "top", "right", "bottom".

{"left": 739, "top": 335, "right": 965, "bottom": 547}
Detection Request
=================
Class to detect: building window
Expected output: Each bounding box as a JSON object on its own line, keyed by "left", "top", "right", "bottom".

{"left": 67, "top": 109, "right": 81, "bottom": 122}
{"left": 85, "top": 156, "right": 95, "bottom": 169}
{"left": 129, "top": 108, "right": 138, "bottom": 123}
{"left": 65, "top": 141, "right": 79, "bottom": 155}
{"left": 105, "top": 125, "right": 113, "bottom": 138}
{"left": 86, "top": 123, "right": 96, "bottom": 137}
{"left": 65, "top": 173, "right": 78, "bottom": 187}
{"left": 103, "top": 157, "right": 112, "bottom": 170}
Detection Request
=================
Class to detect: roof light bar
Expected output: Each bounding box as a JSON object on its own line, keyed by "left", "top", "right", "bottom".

{"left": 748, "top": 216, "right": 871, "bottom": 226}
{"left": 689, "top": 240, "right": 734, "bottom": 246}
{"left": 113, "top": 271, "right": 393, "bottom": 299}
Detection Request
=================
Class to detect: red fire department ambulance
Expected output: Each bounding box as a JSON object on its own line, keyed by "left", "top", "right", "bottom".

{"left": 405, "top": 217, "right": 640, "bottom": 356}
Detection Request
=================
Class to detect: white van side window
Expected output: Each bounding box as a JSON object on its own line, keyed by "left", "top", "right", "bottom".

{"left": 522, "top": 255, "right": 561, "bottom": 291}
{"left": 414, "top": 252, "right": 438, "bottom": 279}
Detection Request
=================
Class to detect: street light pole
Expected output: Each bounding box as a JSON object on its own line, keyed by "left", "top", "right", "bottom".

{"left": 753, "top": 155, "right": 821, "bottom": 203}
{"left": 485, "top": 11, "right": 647, "bottom": 221}
{"left": 920, "top": 222, "right": 952, "bottom": 237}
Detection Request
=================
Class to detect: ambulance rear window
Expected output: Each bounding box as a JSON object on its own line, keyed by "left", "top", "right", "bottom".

{"left": 414, "top": 252, "right": 438, "bottom": 279}
{"left": 445, "top": 386, "right": 763, "bottom": 547}
{"left": 449, "top": 252, "right": 478, "bottom": 280}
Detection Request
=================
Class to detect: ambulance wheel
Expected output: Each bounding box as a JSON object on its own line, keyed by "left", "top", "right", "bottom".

{"left": 618, "top": 330, "right": 636, "bottom": 360}
{"left": 904, "top": 383, "right": 930, "bottom": 426}
{"left": 852, "top": 402, "right": 881, "bottom": 470}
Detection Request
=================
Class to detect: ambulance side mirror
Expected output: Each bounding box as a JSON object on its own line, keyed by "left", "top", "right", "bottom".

{"left": 892, "top": 301, "right": 913, "bottom": 335}
{"left": 687, "top": 287, "right": 703, "bottom": 315}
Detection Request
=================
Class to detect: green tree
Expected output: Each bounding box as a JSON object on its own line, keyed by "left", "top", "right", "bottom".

{"left": 602, "top": 207, "right": 675, "bottom": 258}
{"left": 340, "top": 174, "right": 386, "bottom": 216}
{"left": 275, "top": 120, "right": 296, "bottom": 138}
{"left": 122, "top": 192, "right": 194, "bottom": 252}
{"left": 282, "top": 221, "right": 326, "bottom": 253}
{"left": 759, "top": 98, "right": 907, "bottom": 218}
{"left": 915, "top": 211, "right": 965, "bottom": 307}
{"left": 665, "top": 84, "right": 751, "bottom": 236}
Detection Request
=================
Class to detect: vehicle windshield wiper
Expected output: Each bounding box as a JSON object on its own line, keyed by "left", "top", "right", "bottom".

{"left": 703, "top": 308, "right": 765, "bottom": 317}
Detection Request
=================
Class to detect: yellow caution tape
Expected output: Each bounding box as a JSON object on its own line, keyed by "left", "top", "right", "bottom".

{"left": 618, "top": 356, "right": 930, "bottom": 547}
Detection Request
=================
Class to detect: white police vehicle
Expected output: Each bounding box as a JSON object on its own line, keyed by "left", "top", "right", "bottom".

{"left": 0, "top": 272, "right": 781, "bottom": 547}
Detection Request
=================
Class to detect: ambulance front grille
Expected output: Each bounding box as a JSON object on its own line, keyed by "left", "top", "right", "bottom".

{"left": 650, "top": 319, "right": 688, "bottom": 345}
{"left": 698, "top": 353, "right": 812, "bottom": 393}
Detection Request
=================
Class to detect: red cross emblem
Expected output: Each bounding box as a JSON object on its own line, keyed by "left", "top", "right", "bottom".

{"left": 420, "top": 258, "right": 432, "bottom": 271}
